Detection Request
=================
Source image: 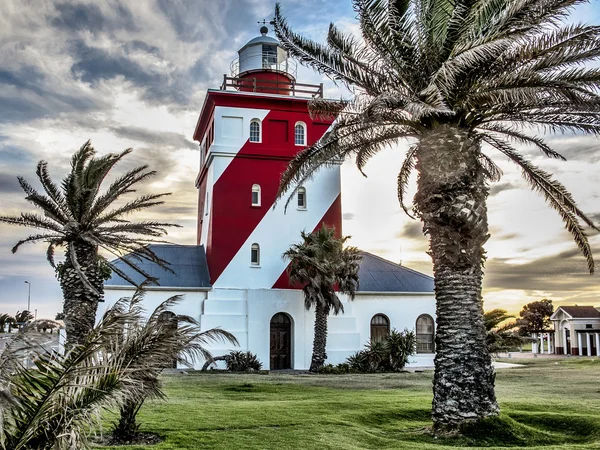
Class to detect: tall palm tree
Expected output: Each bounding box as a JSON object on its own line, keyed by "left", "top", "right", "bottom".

{"left": 283, "top": 226, "right": 361, "bottom": 371}
{"left": 0, "top": 141, "right": 179, "bottom": 348}
{"left": 274, "top": 0, "right": 599, "bottom": 431}
{"left": 110, "top": 286, "right": 238, "bottom": 444}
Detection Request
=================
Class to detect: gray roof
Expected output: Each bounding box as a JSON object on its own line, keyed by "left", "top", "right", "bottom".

{"left": 558, "top": 306, "right": 600, "bottom": 319}
{"left": 106, "top": 245, "right": 211, "bottom": 289}
{"left": 357, "top": 252, "right": 434, "bottom": 293}
{"left": 239, "top": 34, "right": 280, "bottom": 53}
{"left": 105, "top": 246, "right": 433, "bottom": 293}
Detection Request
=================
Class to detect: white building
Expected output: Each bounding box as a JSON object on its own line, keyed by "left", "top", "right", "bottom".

{"left": 98, "top": 26, "right": 436, "bottom": 370}
{"left": 549, "top": 306, "right": 600, "bottom": 356}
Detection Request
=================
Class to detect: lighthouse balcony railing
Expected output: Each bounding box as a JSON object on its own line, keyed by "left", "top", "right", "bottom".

{"left": 221, "top": 74, "right": 324, "bottom": 98}
{"left": 230, "top": 53, "right": 298, "bottom": 78}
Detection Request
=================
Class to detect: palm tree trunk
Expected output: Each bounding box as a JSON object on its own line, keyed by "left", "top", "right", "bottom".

{"left": 59, "top": 241, "right": 104, "bottom": 348}
{"left": 415, "top": 125, "right": 498, "bottom": 432}
{"left": 113, "top": 399, "right": 143, "bottom": 443}
{"left": 310, "top": 302, "right": 329, "bottom": 372}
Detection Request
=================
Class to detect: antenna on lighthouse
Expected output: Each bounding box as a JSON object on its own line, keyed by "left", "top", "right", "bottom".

{"left": 257, "top": 19, "right": 269, "bottom": 35}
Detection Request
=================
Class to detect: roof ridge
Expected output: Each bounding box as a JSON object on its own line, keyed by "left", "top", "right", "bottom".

{"left": 360, "top": 251, "right": 433, "bottom": 280}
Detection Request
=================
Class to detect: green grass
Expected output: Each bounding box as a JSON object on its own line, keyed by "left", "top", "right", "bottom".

{"left": 98, "top": 358, "right": 600, "bottom": 449}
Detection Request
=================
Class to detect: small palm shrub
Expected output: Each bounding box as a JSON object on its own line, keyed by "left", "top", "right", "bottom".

{"left": 225, "top": 351, "right": 262, "bottom": 372}
{"left": 386, "top": 329, "right": 417, "bottom": 372}
{"left": 346, "top": 350, "right": 374, "bottom": 373}
{"left": 346, "top": 329, "right": 416, "bottom": 373}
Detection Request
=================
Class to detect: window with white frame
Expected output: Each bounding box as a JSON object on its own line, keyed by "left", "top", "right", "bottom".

{"left": 294, "top": 122, "right": 306, "bottom": 146}
{"left": 297, "top": 187, "right": 306, "bottom": 209}
{"left": 252, "top": 184, "right": 261, "bottom": 206}
{"left": 416, "top": 315, "right": 435, "bottom": 353}
{"left": 250, "top": 119, "right": 261, "bottom": 143}
{"left": 251, "top": 243, "right": 260, "bottom": 265}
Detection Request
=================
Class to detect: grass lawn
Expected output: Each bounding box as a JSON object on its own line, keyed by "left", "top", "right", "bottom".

{"left": 99, "top": 358, "right": 600, "bottom": 449}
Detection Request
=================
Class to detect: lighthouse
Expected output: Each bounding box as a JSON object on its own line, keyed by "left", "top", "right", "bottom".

{"left": 102, "top": 25, "right": 436, "bottom": 371}
{"left": 193, "top": 25, "right": 341, "bottom": 290}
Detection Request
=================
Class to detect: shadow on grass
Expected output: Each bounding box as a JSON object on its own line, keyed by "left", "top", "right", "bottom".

{"left": 359, "top": 410, "right": 600, "bottom": 447}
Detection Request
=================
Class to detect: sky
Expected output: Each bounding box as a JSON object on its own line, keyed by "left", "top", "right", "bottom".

{"left": 0, "top": 0, "right": 599, "bottom": 320}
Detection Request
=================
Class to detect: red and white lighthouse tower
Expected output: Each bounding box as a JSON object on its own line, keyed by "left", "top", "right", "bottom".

{"left": 193, "top": 25, "right": 341, "bottom": 290}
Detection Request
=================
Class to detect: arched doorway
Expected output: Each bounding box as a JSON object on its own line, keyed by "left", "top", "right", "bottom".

{"left": 270, "top": 313, "right": 292, "bottom": 370}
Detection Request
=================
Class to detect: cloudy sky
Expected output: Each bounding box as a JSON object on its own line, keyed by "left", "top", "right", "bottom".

{"left": 0, "top": 0, "right": 599, "bottom": 320}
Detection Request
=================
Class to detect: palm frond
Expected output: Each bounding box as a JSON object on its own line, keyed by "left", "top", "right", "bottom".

{"left": 397, "top": 144, "right": 418, "bottom": 219}
{"left": 482, "top": 134, "right": 596, "bottom": 273}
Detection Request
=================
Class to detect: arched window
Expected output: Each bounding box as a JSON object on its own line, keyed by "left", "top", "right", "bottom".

{"left": 416, "top": 314, "right": 435, "bottom": 353}
{"left": 252, "top": 184, "right": 261, "bottom": 206}
{"left": 250, "top": 119, "right": 261, "bottom": 143}
{"left": 297, "top": 187, "right": 306, "bottom": 209}
{"left": 370, "top": 314, "right": 390, "bottom": 343}
{"left": 294, "top": 122, "right": 306, "bottom": 146}
{"left": 251, "top": 243, "right": 260, "bottom": 265}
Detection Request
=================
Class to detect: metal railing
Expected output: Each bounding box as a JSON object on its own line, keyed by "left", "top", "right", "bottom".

{"left": 221, "top": 74, "right": 323, "bottom": 98}
{"left": 230, "top": 52, "right": 298, "bottom": 78}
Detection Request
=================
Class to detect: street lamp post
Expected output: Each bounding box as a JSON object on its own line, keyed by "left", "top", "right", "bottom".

{"left": 24, "top": 281, "right": 31, "bottom": 313}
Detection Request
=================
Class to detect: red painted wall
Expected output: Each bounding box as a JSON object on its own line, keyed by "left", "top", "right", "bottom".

{"left": 194, "top": 91, "right": 341, "bottom": 286}
{"left": 237, "top": 70, "right": 293, "bottom": 95}
{"left": 271, "top": 194, "right": 343, "bottom": 289}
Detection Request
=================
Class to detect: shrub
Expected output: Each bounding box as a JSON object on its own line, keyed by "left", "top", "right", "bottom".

{"left": 317, "top": 363, "right": 350, "bottom": 374}
{"left": 386, "top": 328, "right": 416, "bottom": 371}
{"left": 225, "top": 351, "right": 263, "bottom": 371}
{"left": 346, "top": 328, "right": 416, "bottom": 373}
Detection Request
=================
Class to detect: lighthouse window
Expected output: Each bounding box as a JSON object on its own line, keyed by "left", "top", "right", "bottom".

{"left": 262, "top": 44, "right": 278, "bottom": 68}
{"left": 294, "top": 122, "right": 306, "bottom": 146}
{"left": 297, "top": 187, "right": 306, "bottom": 209}
{"left": 251, "top": 243, "right": 260, "bottom": 265}
{"left": 252, "top": 184, "right": 261, "bottom": 206}
{"left": 250, "top": 119, "right": 261, "bottom": 142}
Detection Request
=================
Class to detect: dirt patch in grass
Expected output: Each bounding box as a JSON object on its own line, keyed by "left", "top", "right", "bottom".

{"left": 93, "top": 432, "right": 163, "bottom": 447}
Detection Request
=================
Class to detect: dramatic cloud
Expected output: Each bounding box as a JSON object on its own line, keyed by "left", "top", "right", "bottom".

{"left": 0, "top": 0, "right": 598, "bottom": 320}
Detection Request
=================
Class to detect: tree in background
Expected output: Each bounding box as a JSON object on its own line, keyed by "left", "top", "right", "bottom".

{"left": 283, "top": 226, "right": 361, "bottom": 372}
{"left": 55, "top": 312, "right": 65, "bottom": 321}
{"left": 14, "top": 310, "right": 33, "bottom": 330}
{"left": 484, "top": 309, "right": 529, "bottom": 354}
{"left": 0, "top": 314, "right": 16, "bottom": 333}
{"left": 0, "top": 141, "right": 179, "bottom": 348}
{"left": 517, "top": 299, "right": 554, "bottom": 335}
{"left": 274, "top": 0, "right": 599, "bottom": 431}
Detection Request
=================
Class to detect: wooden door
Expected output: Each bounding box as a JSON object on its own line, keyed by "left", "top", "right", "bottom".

{"left": 270, "top": 313, "right": 291, "bottom": 370}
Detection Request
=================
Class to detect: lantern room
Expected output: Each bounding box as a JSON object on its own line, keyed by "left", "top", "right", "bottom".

{"left": 222, "top": 25, "right": 322, "bottom": 97}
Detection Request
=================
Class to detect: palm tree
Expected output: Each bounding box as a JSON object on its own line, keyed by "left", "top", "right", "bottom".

{"left": 0, "top": 300, "right": 147, "bottom": 450}
{"left": 110, "top": 287, "right": 238, "bottom": 444}
{"left": 14, "top": 310, "right": 33, "bottom": 330}
{"left": 0, "top": 141, "right": 178, "bottom": 348}
{"left": 273, "top": 0, "right": 599, "bottom": 431}
{"left": 283, "top": 226, "right": 361, "bottom": 371}
{"left": 484, "top": 309, "right": 528, "bottom": 354}
{"left": 0, "top": 314, "right": 15, "bottom": 333}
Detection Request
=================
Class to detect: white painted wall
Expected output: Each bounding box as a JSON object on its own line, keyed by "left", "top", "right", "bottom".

{"left": 210, "top": 106, "right": 269, "bottom": 182}
{"left": 102, "top": 285, "right": 436, "bottom": 370}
